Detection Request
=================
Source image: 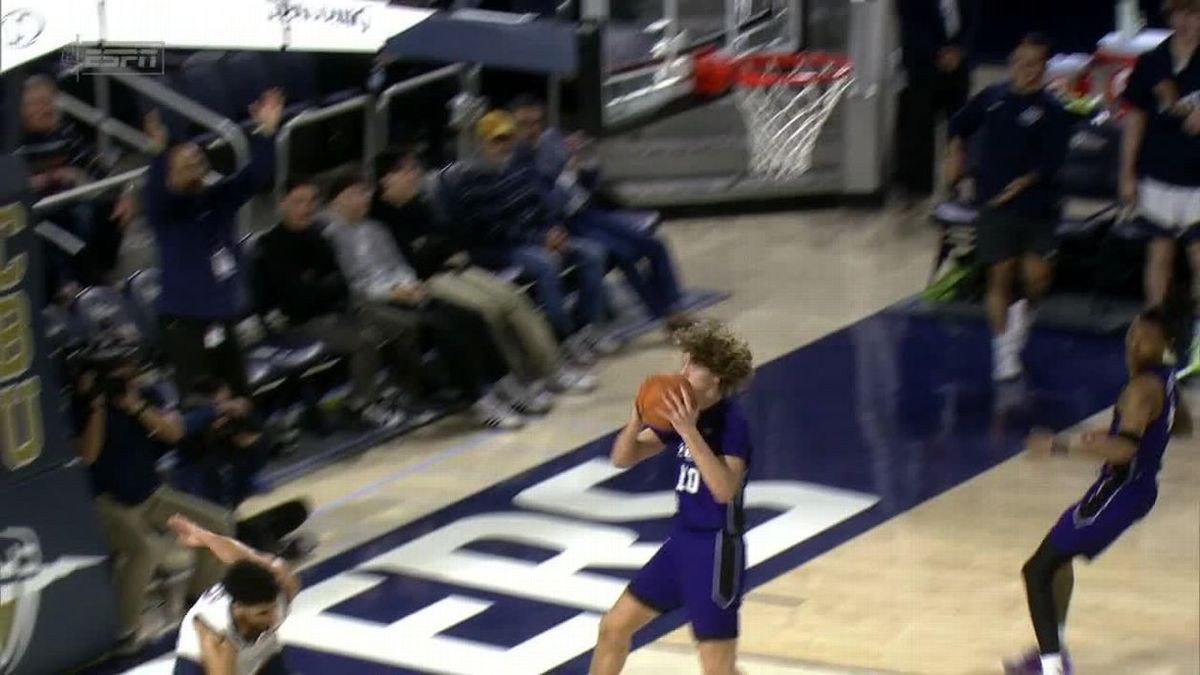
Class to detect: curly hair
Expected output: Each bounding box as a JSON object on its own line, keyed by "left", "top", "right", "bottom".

{"left": 674, "top": 319, "right": 753, "bottom": 393}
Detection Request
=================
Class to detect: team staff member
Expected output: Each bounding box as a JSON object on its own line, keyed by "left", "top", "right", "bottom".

{"left": 143, "top": 89, "right": 283, "bottom": 395}
{"left": 945, "top": 34, "right": 1070, "bottom": 381}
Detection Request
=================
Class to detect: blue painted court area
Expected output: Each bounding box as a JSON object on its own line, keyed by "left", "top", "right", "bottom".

{"left": 102, "top": 308, "right": 1128, "bottom": 674}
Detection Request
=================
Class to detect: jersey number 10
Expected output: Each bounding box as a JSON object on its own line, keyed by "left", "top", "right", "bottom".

{"left": 675, "top": 466, "right": 701, "bottom": 494}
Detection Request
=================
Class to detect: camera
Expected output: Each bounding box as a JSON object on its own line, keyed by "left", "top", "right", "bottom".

{"left": 64, "top": 338, "right": 147, "bottom": 403}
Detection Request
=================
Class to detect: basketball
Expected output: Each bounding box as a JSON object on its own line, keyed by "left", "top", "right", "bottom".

{"left": 636, "top": 373, "right": 695, "bottom": 430}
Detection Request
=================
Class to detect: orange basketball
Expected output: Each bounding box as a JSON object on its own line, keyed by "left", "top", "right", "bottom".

{"left": 636, "top": 373, "right": 694, "bottom": 430}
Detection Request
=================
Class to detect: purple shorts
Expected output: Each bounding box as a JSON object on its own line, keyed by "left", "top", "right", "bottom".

{"left": 627, "top": 527, "right": 746, "bottom": 641}
{"left": 1049, "top": 473, "right": 1157, "bottom": 559}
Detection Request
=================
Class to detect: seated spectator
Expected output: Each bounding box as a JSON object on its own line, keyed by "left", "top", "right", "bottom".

{"left": 323, "top": 171, "right": 526, "bottom": 429}
{"left": 370, "top": 149, "right": 597, "bottom": 398}
{"left": 457, "top": 110, "right": 619, "bottom": 359}
{"left": 143, "top": 90, "right": 282, "bottom": 396}
{"left": 257, "top": 179, "right": 433, "bottom": 428}
{"left": 70, "top": 341, "right": 236, "bottom": 654}
{"left": 510, "top": 95, "right": 692, "bottom": 333}
{"left": 15, "top": 75, "right": 134, "bottom": 304}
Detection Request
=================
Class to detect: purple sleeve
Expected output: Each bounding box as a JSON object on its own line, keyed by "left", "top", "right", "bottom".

{"left": 721, "top": 405, "right": 752, "bottom": 465}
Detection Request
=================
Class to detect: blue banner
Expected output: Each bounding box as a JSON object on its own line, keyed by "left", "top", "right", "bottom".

{"left": 0, "top": 155, "right": 119, "bottom": 674}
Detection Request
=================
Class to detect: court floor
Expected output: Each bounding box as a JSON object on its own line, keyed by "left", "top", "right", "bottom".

{"left": 112, "top": 204, "right": 1199, "bottom": 675}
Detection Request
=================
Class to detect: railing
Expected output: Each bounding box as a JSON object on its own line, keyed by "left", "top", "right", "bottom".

{"left": 107, "top": 70, "right": 251, "bottom": 167}
{"left": 274, "top": 93, "right": 374, "bottom": 200}
{"left": 375, "top": 63, "right": 469, "bottom": 150}
{"left": 56, "top": 92, "right": 157, "bottom": 156}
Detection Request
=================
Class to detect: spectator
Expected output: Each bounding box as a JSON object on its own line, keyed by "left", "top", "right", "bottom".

{"left": 945, "top": 33, "right": 1070, "bottom": 381}
{"left": 509, "top": 96, "right": 692, "bottom": 333}
{"left": 457, "top": 110, "right": 617, "bottom": 358}
{"left": 257, "top": 179, "right": 432, "bottom": 428}
{"left": 323, "top": 171, "right": 526, "bottom": 430}
{"left": 1120, "top": 0, "right": 1200, "bottom": 375}
{"left": 70, "top": 343, "right": 237, "bottom": 654}
{"left": 895, "top": 0, "right": 980, "bottom": 206}
{"left": 15, "top": 75, "right": 134, "bottom": 303}
{"left": 370, "top": 150, "right": 597, "bottom": 397}
{"left": 143, "top": 90, "right": 283, "bottom": 396}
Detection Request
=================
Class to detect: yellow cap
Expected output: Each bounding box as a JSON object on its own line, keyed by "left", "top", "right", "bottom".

{"left": 475, "top": 110, "right": 516, "bottom": 142}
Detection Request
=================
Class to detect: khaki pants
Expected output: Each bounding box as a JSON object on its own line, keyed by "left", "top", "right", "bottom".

{"left": 426, "top": 268, "right": 561, "bottom": 381}
{"left": 94, "top": 486, "right": 235, "bottom": 634}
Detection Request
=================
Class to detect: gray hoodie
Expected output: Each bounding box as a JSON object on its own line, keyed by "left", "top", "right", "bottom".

{"left": 323, "top": 215, "right": 419, "bottom": 302}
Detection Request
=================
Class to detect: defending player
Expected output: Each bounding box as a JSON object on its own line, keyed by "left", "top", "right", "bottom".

{"left": 167, "top": 514, "right": 301, "bottom": 675}
{"left": 589, "top": 319, "right": 754, "bottom": 675}
{"left": 1006, "top": 308, "right": 1192, "bottom": 675}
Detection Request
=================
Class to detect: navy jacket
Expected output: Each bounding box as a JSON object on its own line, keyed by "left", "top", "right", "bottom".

{"left": 896, "top": 0, "right": 979, "bottom": 78}
{"left": 457, "top": 156, "right": 555, "bottom": 248}
{"left": 948, "top": 83, "right": 1070, "bottom": 215}
{"left": 145, "top": 133, "right": 274, "bottom": 320}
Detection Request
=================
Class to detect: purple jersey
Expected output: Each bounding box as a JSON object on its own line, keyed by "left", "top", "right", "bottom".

{"left": 1106, "top": 365, "right": 1176, "bottom": 483}
{"left": 653, "top": 398, "right": 752, "bottom": 533}
{"left": 1049, "top": 365, "right": 1176, "bottom": 559}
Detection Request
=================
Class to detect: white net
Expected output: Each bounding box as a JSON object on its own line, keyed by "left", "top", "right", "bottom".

{"left": 732, "top": 57, "right": 854, "bottom": 179}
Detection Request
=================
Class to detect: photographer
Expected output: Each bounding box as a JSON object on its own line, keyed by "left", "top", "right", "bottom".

{"left": 70, "top": 342, "right": 236, "bottom": 655}
{"left": 176, "top": 377, "right": 312, "bottom": 560}
{"left": 177, "top": 378, "right": 268, "bottom": 510}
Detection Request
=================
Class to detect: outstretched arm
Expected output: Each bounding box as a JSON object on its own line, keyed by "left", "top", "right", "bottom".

{"left": 1027, "top": 375, "right": 1164, "bottom": 465}
{"left": 167, "top": 514, "right": 300, "bottom": 601}
{"left": 611, "top": 404, "right": 666, "bottom": 468}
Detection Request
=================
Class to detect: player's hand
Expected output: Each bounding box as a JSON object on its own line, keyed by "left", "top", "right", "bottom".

{"left": 1024, "top": 429, "right": 1056, "bottom": 459}
{"left": 663, "top": 386, "right": 699, "bottom": 433}
{"left": 250, "top": 88, "right": 285, "bottom": 135}
{"left": 194, "top": 617, "right": 236, "bottom": 672}
{"left": 629, "top": 401, "right": 643, "bottom": 428}
{"left": 167, "top": 514, "right": 208, "bottom": 548}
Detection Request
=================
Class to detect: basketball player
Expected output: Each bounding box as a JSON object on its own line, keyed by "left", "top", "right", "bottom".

{"left": 167, "top": 514, "right": 300, "bottom": 675}
{"left": 589, "top": 319, "right": 754, "bottom": 675}
{"left": 1006, "top": 308, "right": 1192, "bottom": 675}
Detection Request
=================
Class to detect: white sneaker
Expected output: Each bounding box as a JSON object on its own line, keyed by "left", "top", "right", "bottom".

{"left": 549, "top": 366, "right": 598, "bottom": 394}
{"left": 496, "top": 376, "right": 555, "bottom": 415}
{"left": 473, "top": 394, "right": 525, "bottom": 430}
{"left": 562, "top": 333, "right": 597, "bottom": 367}
{"left": 993, "top": 335, "right": 1023, "bottom": 382}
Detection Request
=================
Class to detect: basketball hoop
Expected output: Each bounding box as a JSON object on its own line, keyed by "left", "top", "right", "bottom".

{"left": 694, "top": 51, "right": 854, "bottom": 179}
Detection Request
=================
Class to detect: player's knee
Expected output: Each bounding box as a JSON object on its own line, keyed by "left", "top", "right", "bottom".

{"left": 596, "top": 611, "right": 632, "bottom": 645}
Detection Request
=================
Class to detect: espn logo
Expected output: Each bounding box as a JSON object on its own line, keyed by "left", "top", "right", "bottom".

{"left": 60, "top": 42, "right": 166, "bottom": 76}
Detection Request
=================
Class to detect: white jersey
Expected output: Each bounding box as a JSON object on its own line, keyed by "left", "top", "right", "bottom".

{"left": 174, "top": 583, "right": 289, "bottom": 675}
